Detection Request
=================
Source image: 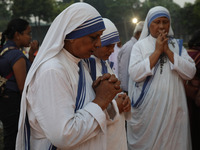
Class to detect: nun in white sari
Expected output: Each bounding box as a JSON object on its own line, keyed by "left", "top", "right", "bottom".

{"left": 127, "top": 6, "right": 196, "bottom": 150}
{"left": 85, "top": 18, "right": 131, "bottom": 150}
{"left": 16, "top": 2, "right": 122, "bottom": 150}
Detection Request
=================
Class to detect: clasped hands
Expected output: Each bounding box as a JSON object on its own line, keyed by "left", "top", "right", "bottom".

{"left": 115, "top": 93, "right": 131, "bottom": 113}
{"left": 92, "top": 73, "right": 131, "bottom": 111}
{"left": 155, "top": 29, "right": 170, "bottom": 54}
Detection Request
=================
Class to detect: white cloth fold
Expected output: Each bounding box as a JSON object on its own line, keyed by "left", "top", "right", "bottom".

{"left": 127, "top": 6, "right": 195, "bottom": 150}
{"left": 16, "top": 2, "right": 107, "bottom": 150}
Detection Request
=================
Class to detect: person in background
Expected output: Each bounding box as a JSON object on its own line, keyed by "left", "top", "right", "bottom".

{"left": 28, "top": 40, "right": 39, "bottom": 63}
{"left": 85, "top": 18, "right": 131, "bottom": 150}
{"left": 184, "top": 29, "right": 200, "bottom": 150}
{"left": 108, "top": 41, "right": 122, "bottom": 76}
{"left": 118, "top": 21, "right": 144, "bottom": 93}
{"left": 127, "top": 6, "right": 196, "bottom": 150}
{"left": 0, "top": 18, "right": 32, "bottom": 150}
{"left": 16, "top": 3, "right": 122, "bottom": 150}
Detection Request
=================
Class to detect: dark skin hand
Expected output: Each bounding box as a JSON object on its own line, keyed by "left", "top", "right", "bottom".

{"left": 29, "top": 40, "right": 39, "bottom": 63}
{"left": 92, "top": 73, "right": 122, "bottom": 110}
{"left": 115, "top": 93, "right": 131, "bottom": 113}
{"left": 149, "top": 29, "right": 175, "bottom": 70}
{"left": 149, "top": 29, "right": 168, "bottom": 69}
{"left": 92, "top": 73, "right": 121, "bottom": 90}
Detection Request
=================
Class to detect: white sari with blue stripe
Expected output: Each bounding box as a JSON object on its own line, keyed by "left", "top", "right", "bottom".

{"left": 22, "top": 49, "right": 108, "bottom": 150}
{"left": 16, "top": 2, "right": 107, "bottom": 150}
{"left": 127, "top": 35, "right": 195, "bottom": 150}
{"left": 85, "top": 55, "right": 131, "bottom": 150}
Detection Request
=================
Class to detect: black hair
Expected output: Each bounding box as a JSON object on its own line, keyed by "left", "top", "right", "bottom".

{"left": 188, "top": 29, "right": 200, "bottom": 49}
{"left": 0, "top": 18, "right": 29, "bottom": 46}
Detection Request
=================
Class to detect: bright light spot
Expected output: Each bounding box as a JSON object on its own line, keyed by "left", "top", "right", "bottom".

{"left": 132, "top": 18, "right": 138, "bottom": 24}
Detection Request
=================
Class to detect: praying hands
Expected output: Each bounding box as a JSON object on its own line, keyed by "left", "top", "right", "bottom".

{"left": 92, "top": 73, "right": 122, "bottom": 110}
{"left": 115, "top": 93, "right": 131, "bottom": 113}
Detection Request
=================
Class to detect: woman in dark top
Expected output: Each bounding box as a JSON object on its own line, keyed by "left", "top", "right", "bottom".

{"left": 0, "top": 18, "right": 32, "bottom": 150}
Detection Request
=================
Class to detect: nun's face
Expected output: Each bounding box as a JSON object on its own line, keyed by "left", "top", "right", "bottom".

{"left": 66, "top": 30, "right": 103, "bottom": 59}
{"left": 93, "top": 44, "right": 115, "bottom": 60}
{"left": 149, "top": 17, "right": 170, "bottom": 38}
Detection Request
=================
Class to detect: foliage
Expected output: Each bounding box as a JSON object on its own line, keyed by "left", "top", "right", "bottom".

{"left": 194, "top": 0, "right": 200, "bottom": 19}
{"left": 11, "top": 0, "right": 55, "bottom": 25}
{"left": 83, "top": 0, "right": 141, "bottom": 43}
{"left": 0, "top": 0, "right": 11, "bottom": 31}
{"left": 54, "top": 0, "right": 74, "bottom": 18}
{"left": 179, "top": 0, "right": 200, "bottom": 39}
{"left": 0, "top": 0, "right": 199, "bottom": 43}
{"left": 9, "top": 0, "right": 74, "bottom": 26}
{"left": 11, "top": 0, "right": 32, "bottom": 20}
{"left": 104, "top": 0, "right": 141, "bottom": 42}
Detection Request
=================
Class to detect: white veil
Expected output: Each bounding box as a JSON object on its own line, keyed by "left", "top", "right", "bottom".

{"left": 139, "top": 6, "right": 174, "bottom": 41}
{"left": 16, "top": 2, "right": 104, "bottom": 149}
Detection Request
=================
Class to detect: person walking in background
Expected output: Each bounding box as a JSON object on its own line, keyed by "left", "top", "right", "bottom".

{"left": 16, "top": 2, "right": 122, "bottom": 150}
{"left": 127, "top": 6, "right": 196, "bottom": 150}
{"left": 0, "top": 18, "right": 32, "bottom": 150}
{"left": 118, "top": 21, "right": 144, "bottom": 94}
{"left": 85, "top": 18, "right": 131, "bottom": 150}
{"left": 184, "top": 29, "right": 200, "bottom": 150}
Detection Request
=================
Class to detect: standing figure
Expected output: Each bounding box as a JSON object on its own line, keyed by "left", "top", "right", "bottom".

{"left": 0, "top": 18, "right": 32, "bottom": 150}
{"left": 127, "top": 6, "right": 196, "bottom": 150}
{"left": 86, "top": 18, "right": 131, "bottom": 150}
{"left": 108, "top": 42, "right": 122, "bottom": 76}
{"left": 16, "top": 3, "right": 122, "bottom": 150}
{"left": 118, "top": 21, "right": 144, "bottom": 93}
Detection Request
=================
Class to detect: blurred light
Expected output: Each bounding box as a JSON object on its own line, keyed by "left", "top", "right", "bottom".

{"left": 132, "top": 18, "right": 138, "bottom": 24}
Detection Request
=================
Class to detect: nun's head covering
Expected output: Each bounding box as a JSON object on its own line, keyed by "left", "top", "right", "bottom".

{"left": 27, "top": 2, "right": 105, "bottom": 85}
{"left": 133, "top": 21, "right": 144, "bottom": 36}
{"left": 100, "top": 18, "right": 120, "bottom": 47}
{"left": 16, "top": 2, "right": 105, "bottom": 149}
{"left": 139, "top": 6, "right": 174, "bottom": 41}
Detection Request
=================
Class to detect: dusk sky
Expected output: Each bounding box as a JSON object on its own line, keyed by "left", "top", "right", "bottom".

{"left": 173, "top": 0, "right": 195, "bottom": 7}
{"left": 140, "top": 0, "right": 195, "bottom": 7}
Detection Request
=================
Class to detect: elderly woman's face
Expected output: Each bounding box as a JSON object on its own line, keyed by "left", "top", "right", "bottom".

{"left": 149, "top": 17, "right": 170, "bottom": 38}
{"left": 67, "top": 30, "right": 103, "bottom": 59}
{"left": 93, "top": 44, "right": 115, "bottom": 60}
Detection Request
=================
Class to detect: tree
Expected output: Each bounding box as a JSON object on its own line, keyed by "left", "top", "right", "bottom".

{"left": 193, "top": 0, "right": 200, "bottom": 22}
{"left": 0, "top": 0, "right": 11, "bottom": 31}
{"left": 11, "top": 0, "right": 55, "bottom": 26}
{"left": 10, "top": 0, "right": 74, "bottom": 26}
{"left": 1, "top": 0, "right": 199, "bottom": 44}
{"left": 104, "top": 0, "right": 140, "bottom": 42}
{"left": 79, "top": 0, "right": 141, "bottom": 43}
{"left": 179, "top": 0, "right": 200, "bottom": 42}
{"left": 54, "top": 0, "right": 74, "bottom": 19}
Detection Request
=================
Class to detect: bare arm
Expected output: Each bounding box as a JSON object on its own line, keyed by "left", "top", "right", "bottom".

{"left": 12, "top": 57, "right": 26, "bottom": 94}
